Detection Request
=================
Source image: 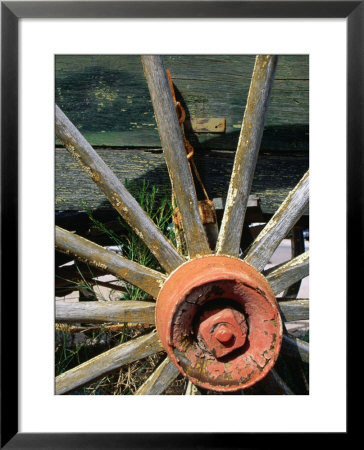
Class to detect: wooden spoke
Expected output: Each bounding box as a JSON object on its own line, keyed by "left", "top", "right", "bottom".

{"left": 281, "top": 335, "right": 309, "bottom": 363}
{"left": 141, "top": 56, "right": 211, "bottom": 258}
{"left": 262, "top": 369, "right": 294, "bottom": 395}
{"left": 55, "top": 56, "right": 309, "bottom": 396}
{"left": 56, "top": 300, "right": 156, "bottom": 324}
{"left": 216, "top": 55, "right": 278, "bottom": 257}
{"left": 135, "top": 357, "right": 180, "bottom": 395}
{"left": 278, "top": 299, "right": 309, "bottom": 322}
{"left": 56, "top": 330, "right": 163, "bottom": 394}
{"left": 185, "top": 381, "right": 202, "bottom": 395}
{"left": 244, "top": 170, "right": 309, "bottom": 271}
{"left": 56, "top": 299, "right": 310, "bottom": 373}
{"left": 265, "top": 251, "right": 309, "bottom": 296}
{"left": 56, "top": 323, "right": 151, "bottom": 335}
{"left": 55, "top": 105, "right": 184, "bottom": 273}
{"left": 56, "top": 226, "right": 166, "bottom": 299}
{"left": 283, "top": 227, "right": 306, "bottom": 298}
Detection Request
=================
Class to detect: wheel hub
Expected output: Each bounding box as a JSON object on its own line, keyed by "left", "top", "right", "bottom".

{"left": 196, "top": 307, "right": 248, "bottom": 358}
{"left": 156, "top": 255, "right": 283, "bottom": 392}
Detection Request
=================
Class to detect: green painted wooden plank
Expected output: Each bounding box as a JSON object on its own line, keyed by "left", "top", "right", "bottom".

{"left": 55, "top": 55, "right": 308, "bottom": 151}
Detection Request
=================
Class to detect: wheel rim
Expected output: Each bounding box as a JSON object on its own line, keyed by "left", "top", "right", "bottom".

{"left": 55, "top": 54, "right": 309, "bottom": 395}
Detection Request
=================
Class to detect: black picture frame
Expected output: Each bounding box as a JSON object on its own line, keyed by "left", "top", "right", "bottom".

{"left": 1, "top": 1, "right": 358, "bottom": 448}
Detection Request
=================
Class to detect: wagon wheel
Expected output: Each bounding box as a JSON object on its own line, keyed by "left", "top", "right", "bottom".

{"left": 55, "top": 55, "right": 309, "bottom": 395}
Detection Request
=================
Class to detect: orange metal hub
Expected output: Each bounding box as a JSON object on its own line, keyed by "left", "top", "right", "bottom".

{"left": 155, "top": 255, "right": 283, "bottom": 392}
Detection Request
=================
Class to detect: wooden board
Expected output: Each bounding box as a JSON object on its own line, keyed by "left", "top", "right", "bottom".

{"left": 55, "top": 55, "right": 308, "bottom": 152}
{"left": 55, "top": 147, "right": 308, "bottom": 215}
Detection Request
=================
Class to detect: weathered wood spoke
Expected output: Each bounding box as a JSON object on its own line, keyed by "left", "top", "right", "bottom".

{"left": 185, "top": 381, "right": 203, "bottom": 395}
{"left": 281, "top": 335, "right": 309, "bottom": 363}
{"left": 216, "top": 55, "right": 278, "bottom": 257}
{"left": 55, "top": 105, "right": 184, "bottom": 273}
{"left": 56, "top": 226, "right": 166, "bottom": 299}
{"left": 56, "top": 300, "right": 156, "bottom": 324}
{"left": 278, "top": 298, "right": 309, "bottom": 322}
{"left": 283, "top": 227, "right": 306, "bottom": 298}
{"left": 56, "top": 330, "right": 163, "bottom": 394}
{"left": 135, "top": 357, "right": 180, "bottom": 395}
{"left": 244, "top": 170, "right": 309, "bottom": 271}
{"left": 265, "top": 251, "right": 309, "bottom": 296}
{"left": 57, "top": 297, "right": 308, "bottom": 330}
{"left": 142, "top": 55, "right": 211, "bottom": 258}
{"left": 55, "top": 55, "right": 309, "bottom": 396}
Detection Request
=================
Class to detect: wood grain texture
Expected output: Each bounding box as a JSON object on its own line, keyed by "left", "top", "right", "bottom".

{"left": 244, "top": 170, "right": 309, "bottom": 271}
{"left": 56, "top": 298, "right": 309, "bottom": 326}
{"left": 278, "top": 299, "right": 309, "bottom": 322}
{"left": 55, "top": 105, "right": 184, "bottom": 273}
{"left": 265, "top": 251, "right": 309, "bottom": 295}
{"left": 135, "top": 357, "right": 179, "bottom": 395}
{"left": 56, "top": 300, "right": 156, "bottom": 324}
{"left": 283, "top": 227, "right": 306, "bottom": 298}
{"left": 55, "top": 226, "right": 166, "bottom": 299}
{"left": 55, "top": 55, "right": 308, "bottom": 152}
{"left": 142, "top": 55, "right": 210, "bottom": 258}
{"left": 185, "top": 381, "right": 202, "bottom": 395}
{"left": 281, "top": 334, "right": 309, "bottom": 363}
{"left": 216, "top": 55, "right": 278, "bottom": 256}
{"left": 56, "top": 330, "right": 163, "bottom": 394}
{"left": 55, "top": 148, "right": 308, "bottom": 215}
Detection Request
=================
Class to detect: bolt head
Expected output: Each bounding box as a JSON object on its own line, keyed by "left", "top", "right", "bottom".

{"left": 215, "top": 325, "right": 234, "bottom": 344}
{"left": 197, "top": 308, "right": 248, "bottom": 358}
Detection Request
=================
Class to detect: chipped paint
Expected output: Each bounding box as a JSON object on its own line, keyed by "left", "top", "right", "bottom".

{"left": 244, "top": 170, "right": 309, "bottom": 271}
{"left": 216, "top": 55, "right": 278, "bottom": 257}
{"left": 55, "top": 104, "right": 184, "bottom": 273}
{"left": 156, "top": 255, "right": 282, "bottom": 392}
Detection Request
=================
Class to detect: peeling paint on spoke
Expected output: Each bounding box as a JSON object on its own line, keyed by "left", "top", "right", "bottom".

{"left": 244, "top": 170, "right": 309, "bottom": 271}
{"left": 56, "top": 226, "right": 166, "bottom": 298}
{"left": 278, "top": 298, "right": 309, "bottom": 322}
{"left": 142, "top": 56, "right": 211, "bottom": 258}
{"left": 216, "top": 55, "right": 278, "bottom": 257}
{"left": 265, "top": 251, "right": 309, "bottom": 296}
{"left": 55, "top": 105, "right": 184, "bottom": 273}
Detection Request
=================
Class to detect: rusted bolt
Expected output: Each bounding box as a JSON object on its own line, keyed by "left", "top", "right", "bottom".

{"left": 155, "top": 255, "right": 283, "bottom": 392}
{"left": 198, "top": 308, "right": 247, "bottom": 358}
{"left": 215, "top": 325, "right": 234, "bottom": 344}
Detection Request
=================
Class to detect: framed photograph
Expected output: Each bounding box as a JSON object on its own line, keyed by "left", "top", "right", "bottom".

{"left": 2, "top": 1, "right": 358, "bottom": 447}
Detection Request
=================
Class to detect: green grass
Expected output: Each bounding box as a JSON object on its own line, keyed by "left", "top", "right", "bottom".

{"left": 82, "top": 179, "right": 175, "bottom": 301}
{"left": 55, "top": 180, "right": 183, "bottom": 394}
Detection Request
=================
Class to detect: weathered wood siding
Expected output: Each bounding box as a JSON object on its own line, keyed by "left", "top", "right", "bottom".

{"left": 55, "top": 55, "right": 308, "bottom": 214}
{"left": 56, "top": 55, "right": 308, "bottom": 151}
{"left": 56, "top": 148, "right": 308, "bottom": 214}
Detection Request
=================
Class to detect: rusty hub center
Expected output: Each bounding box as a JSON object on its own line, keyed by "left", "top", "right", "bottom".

{"left": 155, "top": 255, "right": 283, "bottom": 392}
{"left": 196, "top": 307, "right": 248, "bottom": 358}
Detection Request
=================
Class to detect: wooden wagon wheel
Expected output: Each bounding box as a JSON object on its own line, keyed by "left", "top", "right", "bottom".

{"left": 55, "top": 55, "right": 309, "bottom": 395}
